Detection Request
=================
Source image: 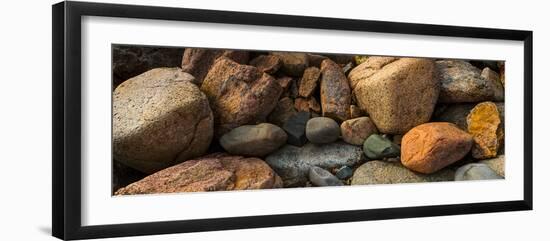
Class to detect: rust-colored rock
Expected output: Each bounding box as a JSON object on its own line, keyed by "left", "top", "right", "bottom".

{"left": 276, "top": 76, "right": 293, "bottom": 91}
{"left": 181, "top": 48, "right": 249, "bottom": 85}
{"left": 299, "top": 67, "right": 321, "bottom": 97}
{"left": 295, "top": 97, "right": 321, "bottom": 113}
{"left": 115, "top": 154, "right": 283, "bottom": 195}
{"left": 249, "top": 55, "right": 282, "bottom": 74}
{"left": 340, "top": 117, "right": 378, "bottom": 146}
{"left": 467, "top": 101, "right": 502, "bottom": 159}
{"left": 201, "top": 58, "right": 283, "bottom": 136}
{"left": 320, "top": 59, "right": 351, "bottom": 122}
{"left": 401, "top": 122, "right": 473, "bottom": 174}
{"left": 353, "top": 58, "right": 439, "bottom": 134}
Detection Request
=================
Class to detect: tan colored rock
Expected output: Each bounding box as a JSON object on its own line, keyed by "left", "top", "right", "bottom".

{"left": 220, "top": 123, "right": 287, "bottom": 157}
{"left": 401, "top": 122, "right": 473, "bottom": 174}
{"left": 351, "top": 160, "right": 454, "bottom": 185}
{"left": 295, "top": 97, "right": 321, "bottom": 113}
{"left": 467, "top": 101, "right": 502, "bottom": 159}
{"left": 181, "top": 48, "right": 249, "bottom": 85}
{"left": 271, "top": 52, "right": 309, "bottom": 76}
{"left": 320, "top": 59, "right": 351, "bottom": 122}
{"left": 348, "top": 57, "right": 398, "bottom": 89}
{"left": 115, "top": 154, "right": 283, "bottom": 195}
{"left": 299, "top": 67, "right": 321, "bottom": 97}
{"left": 113, "top": 68, "right": 213, "bottom": 174}
{"left": 201, "top": 58, "right": 283, "bottom": 136}
{"left": 353, "top": 58, "right": 439, "bottom": 134}
{"left": 480, "top": 155, "right": 505, "bottom": 177}
{"left": 340, "top": 117, "right": 378, "bottom": 145}
{"left": 249, "top": 55, "right": 282, "bottom": 74}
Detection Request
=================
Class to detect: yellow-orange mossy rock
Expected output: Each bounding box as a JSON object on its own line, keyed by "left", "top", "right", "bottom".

{"left": 467, "top": 101, "right": 502, "bottom": 159}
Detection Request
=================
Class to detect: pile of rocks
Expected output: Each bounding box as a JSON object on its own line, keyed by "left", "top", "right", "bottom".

{"left": 112, "top": 45, "right": 506, "bottom": 195}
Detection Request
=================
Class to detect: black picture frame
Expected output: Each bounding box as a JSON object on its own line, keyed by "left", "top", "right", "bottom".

{"left": 52, "top": 1, "right": 533, "bottom": 240}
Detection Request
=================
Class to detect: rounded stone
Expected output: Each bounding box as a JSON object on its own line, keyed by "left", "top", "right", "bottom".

{"left": 351, "top": 161, "right": 454, "bottom": 185}
{"left": 455, "top": 163, "right": 503, "bottom": 181}
{"left": 308, "top": 166, "right": 344, "bottom": 186}
{"left": 306, "top": 117, "right": 340, "bottom": 144}
{"left": 363, "top": 134, "right": 400, "bottom": 159}
{"left": 340, "top": 117, "right": 378, "bottom": 145}
{"left": 220, "top": 123, "right": 288, "bottom": 157}
{"left": 401, "top": 122, "right": 474, "bottom": 174}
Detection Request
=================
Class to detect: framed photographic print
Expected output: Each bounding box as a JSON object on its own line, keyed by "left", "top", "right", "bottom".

{"left": 52, "top": 1, "right": 533, "bottom": 240}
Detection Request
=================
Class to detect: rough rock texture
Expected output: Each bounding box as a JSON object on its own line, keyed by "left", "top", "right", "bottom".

{"left": 181, "top": 48, "right": 249, "bottom": 85}
{"left": 455, "top": 163, "right": 503, "bottom": 181}
{"left": 115, "top": 154, "right": 283, "bottom": 195}
{"left": 276, "top": 76, "right": 293, "bottom": 91}
{"left": 467, "top": 102, "right": 502, "bottom": 159}
{"left": 265, "top": 142, "right": 365, "bottom": 187}
{"left": 299, "top": 67, "right": 321, "bottom": 97}
{"left": 363, "top": 134, "right": 400, "bottom": 159}
{"left": 112, "top": 161, "right": 147, "bottom": 194}
{"left": 306, "top": 117, "right": 340, "bottom": 144}
{"left": 348, "top": 57, "right": 398, "bottom": 89}
{"left": 268, "top": 97, "right": 297, "bottom": 127}
{"left": 320, "top": 59, "right": 351, "bottom": 122}
{"left": 401, "top": 122, "right": 474, "bottom": 174}
{"left": 295, "top": 97, "right": 321, "bottom": 113}
{"left": 340, "top": 117, "right": 378, "bottom": 146}
{"left": 113, "top": 68, "right": 213, "bottom": 174}
{"left": 282, "top": 111, "right": 310, "bottom": 146}
{"left": 308, "top": 166, "right": 344, "bottom": 186}
{"left": 480, "top": 155, "right": 505, "bottom": 177}
{"left": 437, "top": 60, "right": 504, "bottom": 103}
{"left": 349, "top": 105, "right": 364, "bottom": 118}
{"left": 112, "top": 46, "right": 184, "bottom": 88}
{"left": 335, "top": 166, "right": 354, "bottom": 180}
{"left": 201, "top": 58, "right": 283, "bottom": 136}
{"left": 271, "top": 52, "right": 309, "bottom": 76}
{"left": 249, "top": 55, "right": 282, "bottom": 74}
{"left": 351, "top": 161, "right": 455, "bottom": 185}
{"left": 353, "top": 58, "right": 439, "bottom": 134}
{"left": 220, "top": 123, "right": 287, "bottom": 157}
{"left": 354, "top": 55, "right": 370, "bottom": 65}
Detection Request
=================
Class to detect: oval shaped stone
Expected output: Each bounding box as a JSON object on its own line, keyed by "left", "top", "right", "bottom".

{"left": 363, "top": 134, "right": 400, "bottom": 159}
{"left": 220, "top": 123, "right": 287, "bottom": 157}
{"left": 401, "top": 122, "right": 473, "bottom": 174}
{"left": 341, "top": 117, "right": 378, "bottom": 146}
{"left": 308, "top": 166, "right": 343, "bottom": 186}
{"left": 306, "top": 117, "right": 340, "bottom": 144}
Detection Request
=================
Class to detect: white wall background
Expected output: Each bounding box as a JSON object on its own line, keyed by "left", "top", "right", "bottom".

{"left": 0, "top": 0, "right": 547, "bottom": 240}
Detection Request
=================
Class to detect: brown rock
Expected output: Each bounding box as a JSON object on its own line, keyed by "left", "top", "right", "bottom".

{"left": 276, "top": 76, "right": 293, "bottom": 91}
{"left": 268, "top": 97, "right": 297, "bottom": 127}
{"left": 115, "top": 154, "right": 283, "bottom": 195}
{"left": 467, "top": 101, "right": 502, "bottom": 159}
{"left": 437, "top": 60, "right": 504, "bottom": 103}
{"left": 401, "top": 122, "right": 474, "bottom": 174}
{"left": 249, "top": 55, "right": 282, "bottom": 74}
{"left": 201, "top": 58, "right": 283, "bottom": 136}
{"left": 340, "top": 117, "right": 378, "bottom": 145}
{"left": 349, "top": 105, "right": 364, "bottom": 118}
{"left": 220, "top": 123, "right": 287, "bottom": 157}
{"left": 295, "top": 97, "right": 321, "bottom": 113}
{"left": 307, "top": 54, "right": 327, "bottom": 67}
{"left": 299, "top": 67, "right": 321, "bottom": 97}
{"left": 181, "top": 48, "right": 249, "bottom": 85}
{"left": 498, "top": 62, "right": 505, "bottom": 87}
{"left": 320, "top": 59, "right": 351, "bottom": 122}
{"left": 348, "top": 57, "right": 398, "bottom": 89}
{"left": 113, "top": 68, "right": 213, "bottom": 174}
{"left": 353, "top": 58, "right": 439, "bottom": 134}
{"left": 271, "top": 52, "right": 309, "bottom": 76}
{"left": 112, "top": 46, "right": 184, "bottom": 88}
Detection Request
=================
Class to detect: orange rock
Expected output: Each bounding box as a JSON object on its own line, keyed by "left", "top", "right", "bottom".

{"left": 295, "top": 97, "right": 321, "bottom": 113}
{"left": 467, "top": 101, "right": 502, "bottom": 159}
{"left": 115, "top": 153, "right": 283, "bottom": 195}
{"left": 401, "top": 122, "right": 473, "bottom": 174}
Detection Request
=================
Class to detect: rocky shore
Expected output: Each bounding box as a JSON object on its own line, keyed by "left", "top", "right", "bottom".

{"left": 112, "top": 45, "right": 505, "bottom": 195}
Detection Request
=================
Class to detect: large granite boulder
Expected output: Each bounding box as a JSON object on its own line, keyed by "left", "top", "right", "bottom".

{"left": 113, "top": 68, "right": 213, "bottom": 174}
{"left": 353, "top": 58, "right": 439, "bottom": 134}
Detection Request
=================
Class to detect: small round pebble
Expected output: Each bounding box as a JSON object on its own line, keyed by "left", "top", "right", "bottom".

{"left": 306, "top": 117, "right": 340, "bottom": 144}
{"left": 308, "top": 166, "right": 344, "bottom": 186}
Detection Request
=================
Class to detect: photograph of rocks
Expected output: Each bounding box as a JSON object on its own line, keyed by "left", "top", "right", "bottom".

{"left": 112, "top": 45, "right": 506, "bottom": 195}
